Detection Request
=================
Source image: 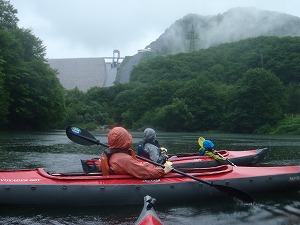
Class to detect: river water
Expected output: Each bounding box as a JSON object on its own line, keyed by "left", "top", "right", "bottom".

{"left": 0, "top": 130, "right": 299, "bottom": 225}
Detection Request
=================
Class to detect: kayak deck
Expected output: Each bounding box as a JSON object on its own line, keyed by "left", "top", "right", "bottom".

{"left": 0, "top": 165, "right": 299, "bottom": 206}
{"left": 0, "top": 164, "right": 298, "bottom": 184}
{"left": 170, "top": 148, "right": 268, "bottom": 168}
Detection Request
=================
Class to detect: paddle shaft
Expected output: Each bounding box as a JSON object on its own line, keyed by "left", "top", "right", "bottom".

{"left": 136, "top": 155, "right": 213, "bottom": 186}
{"left": 136, "top": 155, "right": 252, "bottom": 203}
{"left": 135, "top": 155, "right": 252, "bottom": 202}
{"left": 65, "top": 126, "right": 254, "bottom": 203}
{"left": 216, "top": 152, "right": 237, "bottom": 167}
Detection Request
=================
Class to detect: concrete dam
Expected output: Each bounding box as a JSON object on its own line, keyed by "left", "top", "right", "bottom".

{"left": 48, "top": 50, "right": 124, "bottom": 92}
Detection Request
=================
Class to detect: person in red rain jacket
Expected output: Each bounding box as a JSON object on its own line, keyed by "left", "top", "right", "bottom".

{"left": 100, "top": 127, "right": 173, "bottom": 179}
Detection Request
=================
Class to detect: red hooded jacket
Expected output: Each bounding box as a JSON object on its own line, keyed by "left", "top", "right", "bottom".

{"left": 103, "top": 127, "right": 165, "bottom": 179}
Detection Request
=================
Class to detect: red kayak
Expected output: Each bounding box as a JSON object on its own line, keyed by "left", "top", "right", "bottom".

{"left": 135, "top": 195, "right": 163, "bottom": 225}
{"left": 81, "top": 148, "right": 268, "bottom": 173}
{"left": 169, "top": 148, "right": 268, "bottom": 168}
{"left": 0, "top": 164, "right": 299, "bottom": 206}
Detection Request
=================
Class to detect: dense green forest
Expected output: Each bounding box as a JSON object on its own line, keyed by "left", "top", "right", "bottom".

{"left": 1, "top": 0, "right": 300, "bottom": 134}
{"left": 0, "top": 0, "right": 65, "bottom": 129}
{"left": 63, "top": 36, "right": 300, "bottom": 134}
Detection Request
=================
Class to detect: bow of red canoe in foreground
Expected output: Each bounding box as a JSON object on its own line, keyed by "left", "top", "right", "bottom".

{"left": 135, "top": 195, "right": 163, "bottom": 225}
{"left": 0, "top": 163, "right": 299, "bottom": 206}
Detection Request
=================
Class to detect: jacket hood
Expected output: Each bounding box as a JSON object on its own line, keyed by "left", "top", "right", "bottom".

{"left": 203, "top": 140, "right": 214, "bottom": 150}
{"left": 143, "top": 128, "right": 156, "bottom": 142}
{"left": 108, "top": 127, "right": 132, "bottom": 150}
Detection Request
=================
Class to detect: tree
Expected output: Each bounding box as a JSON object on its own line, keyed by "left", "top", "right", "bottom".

{"left": 174, "top": 75, "right": 223, "bottom": 131}
{"left": 223, "top": 68, "right": 285, "bottom": 133}
{"left": 0, "top": 1, "right": 21, "bottom": 127}
{"left": 6, "top": 60, "right": 66, "bottom": 129}
{"left": 0, "top": 59, "right": 8, "bottom": 126}
{"left": 152, "top": 98, "right": 194, "bottom": 131}
{"left": 285, "top": 83, "right": 300, "bottom": 115}
{"left": 0, "top": 0, "right": 66, "bottom": 130}
{"left": 0, "top": 0, "right": 18, "bottom": 30}
{"left": 63, "top": 88, "right": 86, "bottom": 126}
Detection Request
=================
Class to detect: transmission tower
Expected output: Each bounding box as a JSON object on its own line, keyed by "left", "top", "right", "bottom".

{"left": 186, "top": 25, "right": 199, "bottom": 53}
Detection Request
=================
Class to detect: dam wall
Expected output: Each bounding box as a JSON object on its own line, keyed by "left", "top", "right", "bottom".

{"left": 48, "top": 57, "right": 110, "bottom": 92}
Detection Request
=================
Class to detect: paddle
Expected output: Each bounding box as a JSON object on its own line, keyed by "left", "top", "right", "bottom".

{"left": 66, "top": 126, "right": 254, "bottom": 203}
{"left": 216, "top": 152, "right": 237, "bottom": 167}
{"left": 198, "top": 137, "right": 237, "bottom": 167}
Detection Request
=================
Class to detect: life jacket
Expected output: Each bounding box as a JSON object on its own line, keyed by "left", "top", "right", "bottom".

{"left": 137, "top": 140, "right": 149, "bottom": 158}
{"left": 137, "top": 140, "right": 160, "bottom": 158}
{"left": 101, "top": 148, "right": 136, "bottom": 176}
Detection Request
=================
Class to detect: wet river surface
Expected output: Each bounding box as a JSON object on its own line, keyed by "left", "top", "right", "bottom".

{"left": 0, "top": 130, "right": 299, "bottom": 224}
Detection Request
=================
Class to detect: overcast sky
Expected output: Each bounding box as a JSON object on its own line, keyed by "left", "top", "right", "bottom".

{"left": 9, "top": 0, "right": 300, "bottom": 59}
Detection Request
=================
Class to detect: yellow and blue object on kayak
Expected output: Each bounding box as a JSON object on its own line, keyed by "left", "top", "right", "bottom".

{"left": 198, "top": 137, "right": 223, "bottom": 160}
{"left": 198, "top": 137, "right": 214, "bottom": 154}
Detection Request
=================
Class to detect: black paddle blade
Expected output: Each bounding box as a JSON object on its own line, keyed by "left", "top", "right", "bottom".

{"left": 66, "top": 126, "right": 99, "bottom": 146}
{"left": 213, "top": 184, "right": 254, "bottom": 203}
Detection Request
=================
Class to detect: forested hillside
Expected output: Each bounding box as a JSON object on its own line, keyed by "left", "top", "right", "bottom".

{"left": 0, "top": 0, "right": 65, "bottom": 130}
{"left": 1, "top": 0, "right": 299, "bottom": 134}
{"left": 117, "top": 7, "right": 300, "bottom": 83}
{"left": 131, "top": 36, "right": 300, "bottom": 85}
{"left": 64, "top": 36, "right": 300, "bottom": 134}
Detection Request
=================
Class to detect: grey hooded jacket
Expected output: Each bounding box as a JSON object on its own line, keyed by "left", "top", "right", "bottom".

{"left": 143, "top": 128, "right": 165, "bottom": 164}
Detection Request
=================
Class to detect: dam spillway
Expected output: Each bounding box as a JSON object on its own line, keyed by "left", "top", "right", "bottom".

{"left": 48, "top": 57, "right": 117, "bottom": 92}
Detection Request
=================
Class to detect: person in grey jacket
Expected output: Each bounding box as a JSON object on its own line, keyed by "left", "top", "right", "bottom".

{"left": 138, "top": 128, "right": 168, "bottom": 164}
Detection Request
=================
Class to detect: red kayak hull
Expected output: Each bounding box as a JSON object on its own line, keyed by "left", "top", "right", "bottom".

{"left": 0, "top": 164, "right": 299, "bottom": 206}
{"left": 169, "top": 148, "right": 268, "bottom": 168}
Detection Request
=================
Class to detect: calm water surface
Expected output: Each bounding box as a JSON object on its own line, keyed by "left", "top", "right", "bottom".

{"left": 0, "top": 130, "right": 299, "bottom": 225}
